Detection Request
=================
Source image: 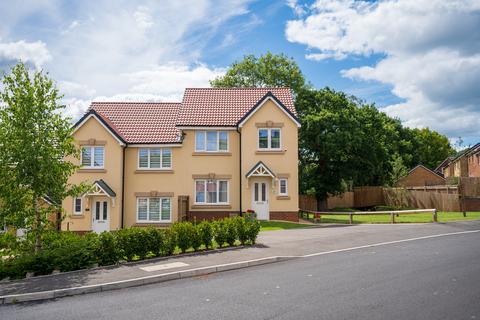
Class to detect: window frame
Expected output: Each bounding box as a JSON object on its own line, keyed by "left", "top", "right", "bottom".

{"left": 278, "top": 179, "right": 288, "bottom": 196}
{"left": 136, "top": 197, "right": 172, "bottom": 223}
{"left": 195, "top": 131, "right": 229, "bottom": 152}
{"left": 194, "top": 179, "right": 229, "bottom": 205}
{"left": 73, "top": 197, "right": 83, "bottom": 215}
{"left": 257, "top": 128, "right": 282, "bottom": 150}
{"left": 137, "top": 148, "right": 172, "bottom": 170}
{"left": 80, "top": 146, "right": 105, "bottom": 169}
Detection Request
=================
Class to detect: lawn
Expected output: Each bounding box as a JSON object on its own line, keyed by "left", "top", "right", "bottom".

{"left": 260, "top": 221, "right": 315, "bottom": 231}
{"left": 305, "top": 211, "right": 480, "bottom": 224}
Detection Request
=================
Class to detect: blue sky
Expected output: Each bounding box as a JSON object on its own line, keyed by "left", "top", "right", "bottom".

{"left": 0, "top": 0, "right": 479, "bottom": 147}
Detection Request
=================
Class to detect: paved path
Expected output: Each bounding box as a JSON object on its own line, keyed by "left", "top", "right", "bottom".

{"left": 1, "top": 221, "right": 479, "bottom": 297}
{"left": 1, "top": 221, "right": 480, "bottom": 319}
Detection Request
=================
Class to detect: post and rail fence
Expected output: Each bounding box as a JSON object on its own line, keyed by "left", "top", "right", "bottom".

{"left": 300, "top": 209, "right": 438, "bottom": 224}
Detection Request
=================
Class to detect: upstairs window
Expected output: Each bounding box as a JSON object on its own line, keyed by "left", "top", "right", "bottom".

{"left": 258, "top": 128, "right": 281, "bottom": 150}
{"left": 138, "top": 148, "right": 172, "bottom": 169}
{"left": 195, "top": 131, "right": 228, "bottom": 152}
{"left": 81, "top": 146, "right": 104, "bottom": 168}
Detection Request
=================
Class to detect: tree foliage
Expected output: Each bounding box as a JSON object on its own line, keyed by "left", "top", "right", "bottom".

{"left": 0, "top": 62, "right": 86, "bottom": 251}
{"left": 211, "top": 52, "right": 455, "bottom": 200}
{"left": 210, "top": 52, "right": 308, "bottom": 94}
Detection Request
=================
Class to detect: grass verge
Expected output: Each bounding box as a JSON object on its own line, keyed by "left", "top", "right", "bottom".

{"left": 305, "top": 211, "right": 480, "bottom": 224}
{"left": 260, "top": 220, "right": 315, "bottom": 231}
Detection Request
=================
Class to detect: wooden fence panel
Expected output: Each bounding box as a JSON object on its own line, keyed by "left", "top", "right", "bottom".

{"left": 383, "top": 188, "right": 460, "bottom": 212}
{"left": 327, "top": 192, "right": 354, "bottom": 209}
{"left": 354, "top": 186, "right": 384, "bottom": 207}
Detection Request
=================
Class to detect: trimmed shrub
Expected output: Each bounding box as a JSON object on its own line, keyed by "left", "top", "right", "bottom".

{"left": 191, "top": 224, "right": 202, "bottom": 252}
{"left": 96, "top": 231, "right": 121, "bottom": 266}
{"left": 234, "top": 216, "right": 248, "bottom": 245}
{"left": 245, "top": 219, "right": 261, "bottom": 244}
{"left": 161, "top": 228, "right": 177, "bottom": 256}
{"left": 172, "top": 222, "right": 195, "bottom": 253}
{"left": 213, "top": 219, "right": 228, "bottom": 248}
{"left": 224, "top": 218, "right": 237, "bottom": 246}
{"left": 197, "top": 221, "right": 213, "bottom": 249}
{"left": 145, "top": 227, "right": 164, "bottom": 257}
{"left": 117, "top": 228, "right": 149, "bottom": 261}
{"left": 51, "top": 236, "right": 97, "bottom": 272}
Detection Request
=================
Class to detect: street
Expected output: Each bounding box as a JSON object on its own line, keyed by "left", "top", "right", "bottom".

{"left": 1, "top": 229, "right": 479, "bottom": 320}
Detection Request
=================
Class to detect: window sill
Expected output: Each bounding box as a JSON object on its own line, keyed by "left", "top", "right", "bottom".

{"left": 70, "top": 215, "right": 85, "bottom": 219}
{"left": 276, "top": 195, "right": 290, "bottom": 200}
{"left": 191, "top": 204, "right": 232, "bottom": 209}
{"left": 78, "top": 168, "right": 107, "bottom": 173}
{"left": 255, "top": 150, "right": 285, "bottom": 155}
{"left": 192, "top": 152, "right": 232, "bottom": 156}
{"left": 135, "top": 169, "right": 174, "bottom": 174}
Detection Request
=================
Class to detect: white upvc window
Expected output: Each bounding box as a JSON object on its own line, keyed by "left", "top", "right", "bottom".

{"left": 73, "top": 197, "right": 83, "bottom": 215}
{"left": 138, "top": 148, "right": 172, "bottom": 169}
{"left": 279, "top": 179, "right": 288, "bottom": 196}
{"left": 137, "top": 197, "right": 172, "bottom": 222}
{"left": 195, "top": 131, "right": 229, "bottom": 152}
{"left": 258, "top": 128, "right": 281, "bottom": 150}
{"left": 81, "top": 146, "right": 104, "bottom": 168}
{"left": 195, "top": 180, "right": 229, "bottom": 204}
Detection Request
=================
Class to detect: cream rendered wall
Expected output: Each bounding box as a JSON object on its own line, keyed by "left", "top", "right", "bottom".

{"left": 61, "top": 117, "right": 124, "bottom": 232}
{"left": 240, "top": 99, "right": 299, "bottom": 214}
{"left": 122, "top": 129, "right": 241, "bottom": 227}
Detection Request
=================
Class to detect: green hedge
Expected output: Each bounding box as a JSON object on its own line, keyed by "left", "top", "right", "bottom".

{"left": 0, "top": 216, "right": 261, "bottom": 280}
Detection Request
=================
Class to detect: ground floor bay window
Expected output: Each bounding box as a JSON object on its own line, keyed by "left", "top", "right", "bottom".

{"left": 137, "top": 197, "right": 172, "bottom": 223}
{"left": 195, "top": 180, "right": 228, "bottom": 204}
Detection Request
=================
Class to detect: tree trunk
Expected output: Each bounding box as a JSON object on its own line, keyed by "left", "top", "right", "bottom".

{"left": 33, "top": 197, "right": 42, "bottom": 253}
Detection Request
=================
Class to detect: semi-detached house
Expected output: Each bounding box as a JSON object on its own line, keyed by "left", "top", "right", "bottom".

{"left": 62, "top": 88, "right": 300, "bottom": 233}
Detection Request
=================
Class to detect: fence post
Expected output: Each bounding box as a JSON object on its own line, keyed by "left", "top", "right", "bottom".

{"left": 433, "top": 209, "right": 438, "bottom": 222}
{"left": 390, "top": 212, "right": 395, "bottom": 224}
{"left": 349, "top": 214, "right": 353, "bottom": 224}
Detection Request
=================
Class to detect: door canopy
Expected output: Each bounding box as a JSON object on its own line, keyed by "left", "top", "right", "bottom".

{"left": 246, "top": 161, "right": 275, "bottom": 178}
{"left": 83, "top": 179, "right": 117, "bottom": 207}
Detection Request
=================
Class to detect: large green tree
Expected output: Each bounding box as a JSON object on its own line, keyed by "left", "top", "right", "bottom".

{"left": 211, "top": 52, "right": 308, "bottom": 94}
{"left": 211, "top": 52, "right": 454, "bottom": 201}
{"left": 0, "top": 63, "right": 85, "bottom": 251}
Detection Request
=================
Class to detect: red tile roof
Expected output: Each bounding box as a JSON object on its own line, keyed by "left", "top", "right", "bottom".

{"left": 177, "top": 88, "right": 296, "bottom": 126}
{"left": 90, "top": 102, "right": 181, "bottom": 144}
{"left": 78, "top": 88, "right": 296, "bottom": 144}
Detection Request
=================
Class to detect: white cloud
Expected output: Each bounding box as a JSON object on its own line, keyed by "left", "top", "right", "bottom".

{"left": 0, "top": 40, "right": 51, "bottom": 69}
{"left": 0, "top": 0, "right": 252, "bottom": 120}
{"left": 286, "top": 0, "right": 306, "bottom": 16}
{"left": 286, "top": 0, "right": 480, "bottom": 140}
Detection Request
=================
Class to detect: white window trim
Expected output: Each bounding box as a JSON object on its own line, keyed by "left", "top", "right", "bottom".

{"left": 73, "top": 197, "right": 83, "bottom": 215}
{"left": 257, "top": 128, "right": 282, "bottom": 150}
{"left": 137, "top": 148, "right": 172, "bottom": 170}
{"left": 278, "top": 179, "right": 288, "bottom": 196}
{"left": 194, "top": 179, "right": 229, "bottom": 205}
{"left": 195, "top": 131, "right": 229, "bottom": 152}
{"left": 81, "top": 146, "right": 105, "bottom": 169}
{"left": 136, "top": 197, "right": 172, "bottom": 223}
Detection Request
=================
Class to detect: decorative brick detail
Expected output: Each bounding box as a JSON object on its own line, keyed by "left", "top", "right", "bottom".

{"left": 270, "top": 211, "right": 299, "bottom": 222}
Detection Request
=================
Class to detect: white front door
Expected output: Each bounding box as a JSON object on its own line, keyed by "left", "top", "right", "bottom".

{"left": 252, "top": 181, "right": 269, "bottom": 220}
{"left": 92, "top": 199, "right": 109, "bottom": 233}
